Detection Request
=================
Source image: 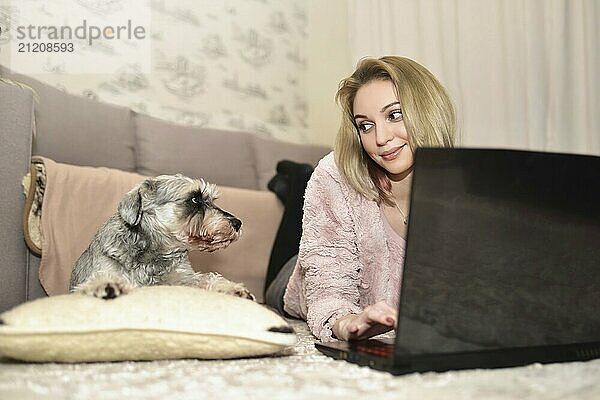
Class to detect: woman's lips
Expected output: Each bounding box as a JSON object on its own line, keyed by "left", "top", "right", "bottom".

{"left": 380, "top": 143, "right": 407, "bottom": 160}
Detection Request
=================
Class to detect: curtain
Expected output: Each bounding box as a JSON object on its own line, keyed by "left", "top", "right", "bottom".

{"left": 349, "top": 0, "right": 599, "bottom": 156}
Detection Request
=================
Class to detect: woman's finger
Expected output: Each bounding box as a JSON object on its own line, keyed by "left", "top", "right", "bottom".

{"left": 364, "top": 308, "right": 395, "bottom": 325}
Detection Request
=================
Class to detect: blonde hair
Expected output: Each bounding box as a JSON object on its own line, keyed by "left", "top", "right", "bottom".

{"left": 334, "top": 56, "right": 457, "bottom": 205}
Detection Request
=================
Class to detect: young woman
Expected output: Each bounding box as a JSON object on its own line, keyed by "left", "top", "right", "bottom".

{"left": 266, "top": 56, "right": 457, "bottom": 342}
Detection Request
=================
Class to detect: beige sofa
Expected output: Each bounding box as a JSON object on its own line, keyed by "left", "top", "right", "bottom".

{"left": 0, "top": 65, "right": 330, "bottom": 309}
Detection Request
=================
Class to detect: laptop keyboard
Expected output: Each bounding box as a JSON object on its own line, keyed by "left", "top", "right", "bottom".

{"left": 355, "top": 342, "right": 395, "bottom": 358}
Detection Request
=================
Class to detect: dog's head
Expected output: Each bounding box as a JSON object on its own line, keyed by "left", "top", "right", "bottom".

{"left": 118, "top": 174, "right": 242, "bottom": 252}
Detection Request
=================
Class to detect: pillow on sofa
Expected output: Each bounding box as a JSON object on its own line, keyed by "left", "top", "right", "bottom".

{"left": 135, "top": 114, "right": 257, "bottom": 189}
{"left": 253, "top": 135, "right": 329, "bottom": 190}
{"left": 0, "top": 286, "right": 296, "bottom": 362}
{"left": 264, "top": 160, "right": 314, "bottom": 292}
{"left": 3, "top": 68, "right": 137, "bottom": 172}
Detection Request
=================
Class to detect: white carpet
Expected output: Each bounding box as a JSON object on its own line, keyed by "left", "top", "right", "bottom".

{"left": 1, "top": 319, "right": 599, "bottom": 400}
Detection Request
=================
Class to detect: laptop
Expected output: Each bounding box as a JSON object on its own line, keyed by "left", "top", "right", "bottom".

{"left": 315, "top": 148, "right": 600, "bottom": 375}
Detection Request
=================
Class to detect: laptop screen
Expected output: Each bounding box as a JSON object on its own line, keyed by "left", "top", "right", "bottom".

{"left": 396, "top": 148, "right": 600, "bottom": 356}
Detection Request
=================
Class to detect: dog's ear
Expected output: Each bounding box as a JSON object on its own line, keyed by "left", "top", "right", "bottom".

{"left": 118, "top": 180, "right": 153, "bottom": 227}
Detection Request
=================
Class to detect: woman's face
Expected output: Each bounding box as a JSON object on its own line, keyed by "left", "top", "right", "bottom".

{"left": 353, "top": 79, "right": 414, "bottom": 181}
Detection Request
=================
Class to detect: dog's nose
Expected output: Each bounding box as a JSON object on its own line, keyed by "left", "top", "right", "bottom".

{"left": 231, "top": 218, "right": 242, "bottom": 232}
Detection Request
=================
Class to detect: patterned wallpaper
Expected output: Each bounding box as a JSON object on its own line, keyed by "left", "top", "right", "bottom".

{"left": 0, "top": 0, "right": 310, "bottom": 143}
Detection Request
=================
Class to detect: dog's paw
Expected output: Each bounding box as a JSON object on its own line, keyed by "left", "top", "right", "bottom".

{"left": 196, "top": 272, "right": 256, "bottom": 301}
{"left": 93, "top": 282, "right": 129, "bottom": 300}
{"left": 78, "top": 279, "right": 131, "bottom": 300}
{"left": 231, "top": 284, "right": 256, "bottom": 301}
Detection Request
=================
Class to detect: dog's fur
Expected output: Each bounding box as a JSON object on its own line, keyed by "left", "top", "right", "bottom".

{"left": 69, "top": 174, "right": 254, "bottom": 300}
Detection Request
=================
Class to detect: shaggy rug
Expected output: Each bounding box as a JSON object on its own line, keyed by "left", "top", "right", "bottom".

{"left": 1, "top": 319, "right": 599, "bottom": 400}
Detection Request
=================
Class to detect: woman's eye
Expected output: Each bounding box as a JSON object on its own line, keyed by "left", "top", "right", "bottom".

{"left": 358, "top": 122, "right": 374, "bottom": 133}
{"left": 389, "top": 110, "right": 403, "bottom": 121}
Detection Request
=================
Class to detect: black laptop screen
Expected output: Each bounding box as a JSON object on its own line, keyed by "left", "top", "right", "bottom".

{"left": 396, "top": 148, "right": 600, "bottom": 356}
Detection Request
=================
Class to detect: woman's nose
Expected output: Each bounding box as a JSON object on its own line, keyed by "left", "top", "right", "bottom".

{"left": 375, "top": 123, "right": 394, "bottom": 146}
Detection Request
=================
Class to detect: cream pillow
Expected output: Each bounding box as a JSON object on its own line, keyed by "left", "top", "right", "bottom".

{"left": 0, "top": 286, "right": 296, "bottom": 363}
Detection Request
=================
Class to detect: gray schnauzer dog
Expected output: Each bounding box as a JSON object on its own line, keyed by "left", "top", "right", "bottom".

{"left": 69, "top": 174, "right": 254, "bottom": 300}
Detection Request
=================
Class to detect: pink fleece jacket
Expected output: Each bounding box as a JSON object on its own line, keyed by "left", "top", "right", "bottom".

{"left": 283, "top": 152, "right": 406, "bottom": 341}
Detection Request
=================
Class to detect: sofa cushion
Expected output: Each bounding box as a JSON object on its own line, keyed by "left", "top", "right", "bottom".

{"left": 135, "top": 113, "right": 258, "bottom": 189}
{"left": 0, "top": 81, "right": 35, "bottom": 313}
{"left": 252, "top": 135, "right": 330, "bottom": 190}
{"left": 0, "top": 67, "right": 136, "bottom": 172}
{"left": 0, "top": 286, "right": 296, "bottom": 362}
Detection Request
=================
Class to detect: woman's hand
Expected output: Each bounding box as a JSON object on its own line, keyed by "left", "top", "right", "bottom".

{"left": 332, "top": 302, "right": 397, "bottom": 341}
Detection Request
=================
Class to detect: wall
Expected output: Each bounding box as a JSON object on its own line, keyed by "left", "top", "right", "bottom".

{"left": 306, "top": 0, "right": 352, "bottom": 147}
{"left": 0, "top": 0, "right": 328, "bottom": 145}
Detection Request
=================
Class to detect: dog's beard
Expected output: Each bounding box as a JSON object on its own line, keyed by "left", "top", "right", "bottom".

{"left": 179, "top": 212, "right": 240, "bottom": 252}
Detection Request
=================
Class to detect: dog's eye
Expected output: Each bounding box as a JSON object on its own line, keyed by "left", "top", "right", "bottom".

{"left": 191, "top": 196, "right": 201, "bottom": 204}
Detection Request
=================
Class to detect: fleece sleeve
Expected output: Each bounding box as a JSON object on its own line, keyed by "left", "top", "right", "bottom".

{"left": 298, "top": 165, "right": 363, "bottom": 341}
